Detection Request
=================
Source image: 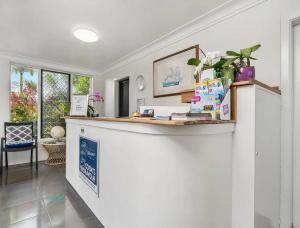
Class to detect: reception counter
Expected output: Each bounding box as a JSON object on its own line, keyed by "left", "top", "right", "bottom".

{"left": 65, "top": 81, "right": 281, "bottom": 228}
{"left": 66, "top": 117, "right": 235, "bottom": 228}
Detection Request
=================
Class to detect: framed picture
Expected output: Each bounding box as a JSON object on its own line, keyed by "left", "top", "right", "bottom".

{"left": 70, "top": 95, "right": 89, "bottom": 116}
{"left": 79, "top": 135, "right": 100, "bottom": 196}
{"left": 153, "top": 45, "right": 199, "bottom": 98}
{"left": 136, "top": 98, "right": 145, "bottom": 112}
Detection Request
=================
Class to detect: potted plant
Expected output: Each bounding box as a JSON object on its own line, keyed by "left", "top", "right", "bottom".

{"left": 223, "top": 44, "right": 261, "bottom": 82}
{"left": 211, "top": 57, "right": 236, "bottom": 82}
{"left": 188, "top": 54, "right": 236, "bottom": 83}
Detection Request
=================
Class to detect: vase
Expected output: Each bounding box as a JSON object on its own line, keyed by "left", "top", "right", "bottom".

{"left": 222, "top": 67, "right": 235, "bottom": 83}
{"left": 236, "top": 66, "right": 255, "bottom": 82}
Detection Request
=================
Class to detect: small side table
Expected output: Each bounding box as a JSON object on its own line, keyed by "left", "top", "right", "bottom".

{"left": 42, "top": 142, "right": 66, "bottom": 166}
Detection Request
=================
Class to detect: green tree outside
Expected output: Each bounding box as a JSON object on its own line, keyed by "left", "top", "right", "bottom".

{"left": 72, "top": 75, "right": 91, "bottom": 95}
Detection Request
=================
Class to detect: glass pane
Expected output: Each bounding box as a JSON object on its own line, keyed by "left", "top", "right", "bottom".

{"left": 72, "top": 75, "right": 91, "bottom": 95}
{"left": 10, "top": 65, "right": 39, "bottom": 135}
{"left": 41, "top": 70, "right": 70, "bottom": 138}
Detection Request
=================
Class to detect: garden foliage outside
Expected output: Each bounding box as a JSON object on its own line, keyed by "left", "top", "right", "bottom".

{"left": 10, "top": 65, "right": 91, "bottom": 138}
{"left": 10, "top": 65, "right": 38, "bottom": 134}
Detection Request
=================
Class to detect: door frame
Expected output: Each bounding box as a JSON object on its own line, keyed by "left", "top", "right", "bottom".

{"left": 281, "top": 12, "right": 300, "bottom": 228}
{"left": 118, "top": 77, "right": 130, "bottom": 117}
{"left": 114, "top": 76, "right": 130, "bottom": 117}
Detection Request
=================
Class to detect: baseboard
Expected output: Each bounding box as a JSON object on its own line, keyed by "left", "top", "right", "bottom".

{"left": 2, "top": 160, "right": 46, "bottom": 167}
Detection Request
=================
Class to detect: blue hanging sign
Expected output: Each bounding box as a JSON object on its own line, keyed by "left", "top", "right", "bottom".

{"left": 79, "top": 135, "right": 99, "bottom": 195}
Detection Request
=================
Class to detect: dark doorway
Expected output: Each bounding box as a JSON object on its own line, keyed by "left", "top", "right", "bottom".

{"left": 118, "top": 78, "right": 129, "bottom": 117}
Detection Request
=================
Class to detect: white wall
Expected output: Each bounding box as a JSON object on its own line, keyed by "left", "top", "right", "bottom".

{"left": 0, "top": 57, "right": 11, "bottom": 138}
{"left": 292, "top": 22, "right": 300, "bottom": 228}
{"left": 93, "top": 75, "right": 105, "bottom": 116}
{"left": 254, "top": 87, "right": 281, "bottom": 228}
{"left": 101, "top": 0, "right": 287, "bottom": 116}
{"left": 0, "top": 54, "right": 104, "bottom": 165}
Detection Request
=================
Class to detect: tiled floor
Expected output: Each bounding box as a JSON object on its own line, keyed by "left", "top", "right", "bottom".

{"left": 0, "top": 163, "right": 104, "bottom": 228}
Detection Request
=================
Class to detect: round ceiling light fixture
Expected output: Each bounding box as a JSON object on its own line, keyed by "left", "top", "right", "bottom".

{"left": 73, "top": 28, "right": 99, "bottom": 43}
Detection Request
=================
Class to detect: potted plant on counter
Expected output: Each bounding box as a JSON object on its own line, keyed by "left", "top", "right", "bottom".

{"left": 223, "top": 44, "right": 261, "bottom": 82}
{"left": 188, "top": 53, "right": 236, "bottom": 83}
{"left": 211, "top": 57, "right": 236, "bottom": 82}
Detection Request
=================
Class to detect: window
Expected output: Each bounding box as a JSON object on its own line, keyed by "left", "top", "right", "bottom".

{"left": 41, "top": 70, "right": 70, "bottom": 138}
{"left": 10, "top": 65, "right": 93, "bottom": 138}
{"left": 10, "top": 64, "right": 39, "bottom": 134}
{"left": 72, "top": 75, "right": 92, "bottom": 95}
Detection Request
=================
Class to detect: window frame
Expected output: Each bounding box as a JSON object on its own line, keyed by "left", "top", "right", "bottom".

{"left": 40, "top": 69, "right": 71, "bottom": 138}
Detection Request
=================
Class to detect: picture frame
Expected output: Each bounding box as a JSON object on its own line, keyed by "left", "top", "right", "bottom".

{"left": 136, "top": 98, "right": 145, "bottom": 112}
{"left": 79, "top": 135, "right": 100, "bottom": 196}
{"left": 70, "top": 95, "right": 89, "bottom": 116}
{"left": 153, "top": 45, "right": 199, "bottom": 98}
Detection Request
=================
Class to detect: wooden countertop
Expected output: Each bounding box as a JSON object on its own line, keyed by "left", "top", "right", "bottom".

{"left": 65, "top": 116, "right": 235, "bottom": 126}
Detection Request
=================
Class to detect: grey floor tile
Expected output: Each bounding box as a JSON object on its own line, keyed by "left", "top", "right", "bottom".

{"left": 0, "top": 190, "right": 39, "bottom": 209}
{"left": 47, "top": 201, "right": 93, "bottom": 227}
{"left": 0, "top": 200, "right": 45, "bottom": 225}
{"left": 0, "top": 163, "right": 105, "bottom": 228}
{"left": 42, "top": 188, "right": 82, "bottom": 211}
{"left": 38, "top": 182, "right": 67, "bottom": 198}
{"left": 43, "top": 192, "right": 72, "bottom": 209}
{"left": 0, "top": 181, "right": 39, "bottom": 198}
{"left": 80, "top": 218, "right": 105, "bottom": 228}
{"left": 5, "top": 213, "right": 52, "bottom": 228}
{"left": 55, "top": 217, "right": 105, "bottom": 228}
{"left": 0, "top": 168, "right": 38, "bottom": 186}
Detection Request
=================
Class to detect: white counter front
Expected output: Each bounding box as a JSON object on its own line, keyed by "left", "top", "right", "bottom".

{"left": 65, "top": 118, "right": 235, "bottom": 228}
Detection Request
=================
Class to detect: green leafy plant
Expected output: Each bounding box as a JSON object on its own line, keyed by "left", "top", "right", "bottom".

{"left": 72, "top": 75, "right": 90, "bottom": 95}
{"left": 187, "top": 58, "right": 213, "bottom": 71}
{"left": 187, "top": 58, "right": 201, "bottom": 67}
{"left": 223, "top": 44, "right": 261, "bottom": 68}
{"left": 211, "top": 58, "right": 236, "bottom": 81}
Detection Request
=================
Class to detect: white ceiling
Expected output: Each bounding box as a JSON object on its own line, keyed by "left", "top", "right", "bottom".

{"left": 0, "top": 0, "right": 230, "bottom": 73}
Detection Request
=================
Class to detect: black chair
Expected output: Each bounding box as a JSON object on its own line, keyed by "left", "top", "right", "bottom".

{"left": 0, "top": 122, "right": 38, "bottom": 174}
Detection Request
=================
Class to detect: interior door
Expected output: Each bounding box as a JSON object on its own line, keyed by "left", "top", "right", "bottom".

{"left": 294, "top": 23, "right": 300, "bottom": 227}
{"left": 118, "top": 78, "right": 129, "bottom": 117}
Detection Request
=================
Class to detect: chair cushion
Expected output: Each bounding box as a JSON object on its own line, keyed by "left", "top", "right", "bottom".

{"left": 5, "top": 125, "right": 33, "bottom": 145}
{"left": 6, "top": 141, "right": 33, "bottom": 149}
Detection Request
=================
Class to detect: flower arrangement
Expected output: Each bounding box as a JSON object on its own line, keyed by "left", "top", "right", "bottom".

{"left": 188, "top": 51, "right": 218, "bottom": 79}
{"left": 187, "top": 44, "right": 261, "bottom": 82}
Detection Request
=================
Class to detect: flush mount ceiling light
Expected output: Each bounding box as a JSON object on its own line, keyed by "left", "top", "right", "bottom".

{"left": 73, "top": 28, "right": 99, "bottom": 43}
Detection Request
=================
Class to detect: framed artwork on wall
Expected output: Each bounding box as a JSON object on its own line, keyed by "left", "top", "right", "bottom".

{"left": 153, "top": 45, "right": 199, "bottom": 98}
{"left": 136, "top": 98, "right": 145, "bottom": 111}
